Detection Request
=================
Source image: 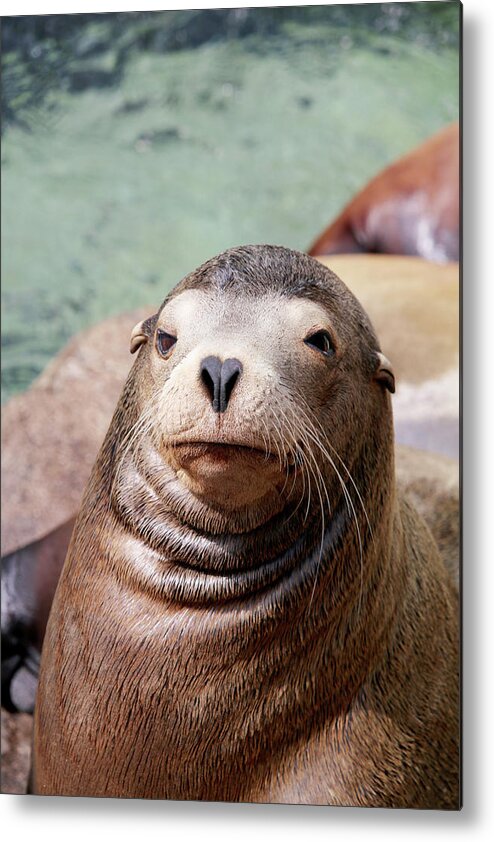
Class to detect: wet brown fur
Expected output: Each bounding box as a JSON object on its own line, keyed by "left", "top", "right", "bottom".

{"left": 32, "top": 246, "right": 459, "bottom": 807}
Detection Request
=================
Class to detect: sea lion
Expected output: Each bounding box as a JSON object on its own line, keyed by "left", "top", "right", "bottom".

{"left": 32, "top": 245, "right": 459, "bottom": 807}
{"left": 2, "top": 255, "right": 459, "bottom": 716}
{"left": 308, "top": 122, "right": 459, "bottom": 262}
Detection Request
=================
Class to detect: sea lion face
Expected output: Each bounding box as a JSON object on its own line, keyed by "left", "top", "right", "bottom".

{"left": 146, "top": 288, "right": 344, "bottom": 508}
{"left": 128, "top": 247, "right": 394, "bottom": 526}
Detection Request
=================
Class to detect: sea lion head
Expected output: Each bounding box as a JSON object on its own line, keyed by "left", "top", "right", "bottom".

{"left": 108, "top": 245, "right": 395, "bottom": 602}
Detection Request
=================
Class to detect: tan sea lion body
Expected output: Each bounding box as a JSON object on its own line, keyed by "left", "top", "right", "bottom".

{"left": 1, "top": 311, "right": 147, "bottom": 713}
{"left": 31, "top": 246, "right": 459, "bottom": 806}
{"left": 319, "top": 254, "right": 459, "bottom": 459}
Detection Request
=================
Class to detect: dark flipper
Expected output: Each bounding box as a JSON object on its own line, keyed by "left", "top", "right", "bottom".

{"left": 1, "top": 518, "right": 75, "bottom": 712}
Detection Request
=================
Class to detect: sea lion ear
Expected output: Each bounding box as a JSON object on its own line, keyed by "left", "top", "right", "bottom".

{"left": 130, "top": 315, "right": 157, "bottom": 354}
{"left": 374, "top": 352, "right": 395, "bottom": 394}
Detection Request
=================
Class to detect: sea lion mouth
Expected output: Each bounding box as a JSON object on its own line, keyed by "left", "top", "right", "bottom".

{"left": 165, "top": 440, "right": 297, "bottom": 505}
{"left": 169, "top": 440, "right": 285, "bottom": 464}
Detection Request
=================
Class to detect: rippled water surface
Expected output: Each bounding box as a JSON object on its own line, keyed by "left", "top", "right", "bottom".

{"left": 1, "top": 7, "right": 459, "bottom": 402}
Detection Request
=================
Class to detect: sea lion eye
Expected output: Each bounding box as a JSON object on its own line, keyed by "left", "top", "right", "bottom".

{"left": 156, "top": 329, "right": 177, "bottom": 358}
{"left": 304, "top": 330, "right": 335, "bottom": 357}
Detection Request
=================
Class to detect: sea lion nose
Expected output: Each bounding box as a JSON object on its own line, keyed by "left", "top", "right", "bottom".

{"left": 200, "top": 356, "right": 243, "bottom": 413}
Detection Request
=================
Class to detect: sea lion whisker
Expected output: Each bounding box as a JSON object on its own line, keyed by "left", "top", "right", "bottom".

{"left": 298, "top": 441, "right": 328, "bottom": 611}
{"left": 258, "top": 412, "right": 281, "bottom": 472}
{"left": 279, "top": 401, "right": 332, "bottom": 516}
{"left": 290, "top": 402, "right": 358, "bottom": 531}
{"left": 275, "top": 402, "right": 331, "bottom": 602}
{"left": 110, "top": 401, "right": 159, "bottom": 501}
{"left": 263, "top": 404, "right": 297, "bottom": 498}
{"left": 286, "top": 404, "right": 360, "bottom": 579}
{"left": 271, "top": 397, "right": 313, "bottom": 521}
{"left": 301, "top": 407, "right": 373, "bottom": 538}
{"left": 296, "top": 411, "right": 365, "bottom": 614}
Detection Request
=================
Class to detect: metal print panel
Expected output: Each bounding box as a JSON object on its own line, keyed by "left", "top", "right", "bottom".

{"left": 1, "top": 2, "right": 461, "bottom": 808}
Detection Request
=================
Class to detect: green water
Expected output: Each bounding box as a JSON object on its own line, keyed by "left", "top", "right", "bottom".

{"left": 1, "top": 14, "right": 459, "bottom": 403}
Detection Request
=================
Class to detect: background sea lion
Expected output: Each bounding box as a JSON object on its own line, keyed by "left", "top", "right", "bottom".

{"left": 395, "top": 446, "right": 459, "bottom": 589}
{"left": 1, "top": 518, "right": 75, "bottom": 713}
{"left": 1, "top": 311, "right": 147, "bottom": 715}
{"left": 1, "top": 309, "right": 149, "bottom": 560}
{"left": 308, "top": 122, "right": 459, "bottom": 262}
{"left": 32, "top": 245, "right": 459, "bottom": 807}
{"left": 319, "top": 255, "right": 459, "bottom": 459}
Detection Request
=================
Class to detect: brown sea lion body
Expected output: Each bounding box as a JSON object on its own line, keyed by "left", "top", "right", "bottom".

{"left": 1, "top": 256, "right": 458, "bottom": 710}
{"left": 32, "top": 246, "right": 459, "bottom": 806}
{"left": 0, "top": 444, "right": 459, "bottom": 797}
{"left": 308, "top": 123, "right": 459, "bottom": 263}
